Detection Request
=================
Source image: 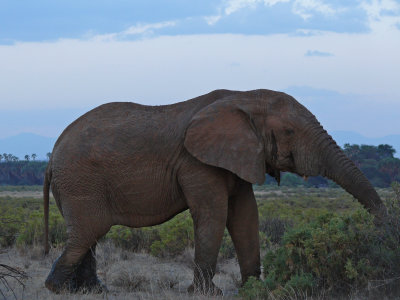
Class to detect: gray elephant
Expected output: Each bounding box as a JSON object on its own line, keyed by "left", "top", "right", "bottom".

{"left": 44, "top": 89, "right": 387, "bottom": 294}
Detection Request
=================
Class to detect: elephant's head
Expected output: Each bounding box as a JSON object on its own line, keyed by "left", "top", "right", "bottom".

{"left": 184, "top": 90, "right": 387, "bottom": 224}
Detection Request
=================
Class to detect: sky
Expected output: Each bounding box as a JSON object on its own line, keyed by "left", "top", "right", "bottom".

{"left": 0, "top": 0, "right": 400, "bottom": 139}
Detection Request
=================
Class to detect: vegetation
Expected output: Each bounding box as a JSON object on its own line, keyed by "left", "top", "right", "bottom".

{"left": 240, "top": 183, "right": 400, "bottom": 299}
{"left": 343, "top": 144, "right": 400, "bottom": 187}
{"left": 0, "top": 161, "right": 47, "bottom": 185}
{"left": 1, "top": 184, "right": 400, "bottom": 297}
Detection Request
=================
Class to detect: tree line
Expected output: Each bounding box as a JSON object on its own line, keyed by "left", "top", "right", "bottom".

{"left": 1, "top": 144, "right": 400, "bottom": 186}
{"left": 0, "top": 152, "right": 51, "bottom": 162}
{"left": 0, "top": 153, "right": 51, "bottom": 185}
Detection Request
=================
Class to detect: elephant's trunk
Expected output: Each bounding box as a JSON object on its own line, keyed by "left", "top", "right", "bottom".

{"left": 306, "top": 125, "right": 388, "bottom": 225}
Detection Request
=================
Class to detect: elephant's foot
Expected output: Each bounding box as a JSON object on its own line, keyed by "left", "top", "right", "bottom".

{"left": 45, "top": 256, "right": 78, "bottom": 293}
{"left": 45, "top": 253, "right": 107, "bottom": 294}
{"left": 45, "top": 273, "right": 78, "bottom": 294}
{"left": 187, "top": 282, "right": 223, "bottom": 296}
{"left": 76, "top": 276, "right": 108, "bottom": 294}
{"left": 46, "top": 272, "right": 107, "bottom": 294}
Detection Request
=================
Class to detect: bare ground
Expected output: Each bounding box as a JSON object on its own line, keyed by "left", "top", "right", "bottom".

{"left": 0, "top": 191, "right": 46, "bottom": 198}
{"left": 0, "top": 242, "right": 240, "bottom": 300}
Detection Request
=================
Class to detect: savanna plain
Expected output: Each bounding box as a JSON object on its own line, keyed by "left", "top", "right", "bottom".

{"left": 1, "top": 184, "right": 400, "bottom": 299}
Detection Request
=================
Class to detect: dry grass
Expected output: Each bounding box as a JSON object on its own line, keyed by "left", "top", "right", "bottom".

{"left": 0, "top": 241, "right": 240, "bottom": 299}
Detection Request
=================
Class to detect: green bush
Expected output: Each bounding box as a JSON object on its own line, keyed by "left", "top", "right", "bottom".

{"left": 16, "top": 210, "right": 67, "bottom": 248}
{"left": 241, "top": 183, "right": 400, "bottom": 298}
{"left": 106, "top": 226, "right": 159, "bottom": 252}
{"left": 0, "top": 196, "right": 67, "bottom": 249}
{"left": 0, "top": 208, "right": 25, "bottom": 247}
{"left": 219, "top": 230, "right": 235, "bottom": 259}
{"left": 150, "top": 212, "right": 194, "bottom": 257}
{"left": 240, "top": 277, "right": 272, "bottom": 300}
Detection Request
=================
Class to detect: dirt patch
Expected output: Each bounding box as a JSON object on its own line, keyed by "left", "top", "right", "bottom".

{"left": 254, "top": 190, "right": 284, "bottom": 197}
{"left": 0, "top": 191, "right": 46, "bottom": 198}
{"left": 0, "top": 244, "right": 240, "bottom": 299}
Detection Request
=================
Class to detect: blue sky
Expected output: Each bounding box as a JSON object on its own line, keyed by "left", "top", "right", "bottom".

{"left": 0, "top": 0, "right": 400, "bottom": 139}
{"left": 0, "top": 0, "right": 371, "bottom": 42}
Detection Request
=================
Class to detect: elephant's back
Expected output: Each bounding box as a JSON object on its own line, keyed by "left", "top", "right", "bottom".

{"left": 51, "top": 102, "right": 186, "bottom": 165}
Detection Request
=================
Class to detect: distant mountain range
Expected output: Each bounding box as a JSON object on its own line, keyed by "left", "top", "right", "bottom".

{"left": 0, "top": 131, "right": 399, "bottom": 160}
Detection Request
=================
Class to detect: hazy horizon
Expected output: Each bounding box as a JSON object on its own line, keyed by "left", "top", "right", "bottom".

{"left": 1, "top": 0, "right": 399, "bottom": 138}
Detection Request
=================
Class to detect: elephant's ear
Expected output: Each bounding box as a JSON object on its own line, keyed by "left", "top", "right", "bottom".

{"left": 184, "top": 99, "right": 265, "bottom": 184}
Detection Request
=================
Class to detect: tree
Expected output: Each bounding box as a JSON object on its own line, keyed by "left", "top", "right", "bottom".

{"left": 46, "top": 152, "right": 52, "bottom": 160}
{"left": 377, "top": 144, "right": 396, "bottom": 159}
{"left": 343, "top": 144, "right": 400, "bottom": 187}
{"left": 360, "top": 145, "right": 379, "bottom": 160}
{"left": 0, "top": 154, "right": 2, "bottom": 162}
{"left": 24, "top": 155, "right": 30, "bottom": 161}
{"left": 379, "top": 158, "right": 400, "bottom": 182}
{"left": 31, "top": 153, "right": 37, "bottom": 161}
{"left": 343, "top": 144, "right": 361, "bottom": 166}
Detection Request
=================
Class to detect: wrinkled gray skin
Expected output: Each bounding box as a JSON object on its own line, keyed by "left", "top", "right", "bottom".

{"left": 44, "top": 89, "right": 387, "bottom": 295}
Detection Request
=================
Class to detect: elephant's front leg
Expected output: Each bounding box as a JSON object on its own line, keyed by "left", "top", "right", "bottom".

{"left": 189, "top": 204, "right": 227, "bottom": 295}
{"left": 180, "top": 168, "right": 229, "bottom": 295}
{"left": 227, "top": 180, "right": 261, "bottom": 284}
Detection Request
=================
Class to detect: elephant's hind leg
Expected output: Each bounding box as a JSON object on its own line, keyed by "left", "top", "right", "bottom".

{"left": 45, "top": 223, "right": 110, "bottom": 293}
{"left": 73, "top": 245, "right": 107, "bottom": 293}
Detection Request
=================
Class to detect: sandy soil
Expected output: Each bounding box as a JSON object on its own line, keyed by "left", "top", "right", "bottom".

{"left": 0, "top": 243, "right": 240, "bottom": 300}
{"left": 0, "top": 191, "right": 46, "bottom": 198}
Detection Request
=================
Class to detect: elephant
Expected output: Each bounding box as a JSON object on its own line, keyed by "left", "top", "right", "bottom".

{"left": 43, "top": 89, "right": 387, "bottom": 294}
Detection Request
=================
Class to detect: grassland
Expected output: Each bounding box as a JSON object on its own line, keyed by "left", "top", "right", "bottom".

{"left": 0, "top": 185, "right": 399, "bottom": 299}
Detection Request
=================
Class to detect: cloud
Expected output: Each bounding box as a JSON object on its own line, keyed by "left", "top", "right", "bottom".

{"left": 292, "top": 0, "right": 337, "bottom": 20}
{"left": 224, "top": 0, "right": 259, "bottom": 16}
{"left": 204, "top": 15, "right": 222, "bottom": 25}
{"left": 360, "top": 0, "right": 400, "bottom": 32}
{"left": 90, "top": 21, "right": 177, "bottom": 41}
{"left": 198, "top": 0, "right": 371, "bottom": 35}
{"left": 205, "top": 0, "right": 292, "bottom": 26}
{"left": 305, "top": 50, "right": 333, "bottom": 57}
{"left": 214, "top": 0, "right": 339, "bottom": 23}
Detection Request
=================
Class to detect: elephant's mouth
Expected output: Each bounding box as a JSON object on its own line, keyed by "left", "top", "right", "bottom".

{"left": 274, "top": 152, "right": 296, "bottom": 173}
{"left": 265, "top": 163, "right": 281, "bottom": 185}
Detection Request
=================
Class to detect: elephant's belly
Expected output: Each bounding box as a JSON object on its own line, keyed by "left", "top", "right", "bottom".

{"left": 109, "top": 179, "right": 188, "bottom": 228}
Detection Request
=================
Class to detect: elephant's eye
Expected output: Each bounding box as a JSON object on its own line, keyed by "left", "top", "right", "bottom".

{"left": 284, "top": 129, "right": 294, "bottom": 136}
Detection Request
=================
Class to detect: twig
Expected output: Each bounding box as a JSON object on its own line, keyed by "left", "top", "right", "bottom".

{"left": 0, "top": 264, "right": 29, "bottom": 300}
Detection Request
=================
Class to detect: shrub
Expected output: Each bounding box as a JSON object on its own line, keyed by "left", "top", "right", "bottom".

{"left": 150, "top": 212, "right": 194, "bottom": 257}
{"left": 261, "top": 210, "right": 379, "bottom": 294}
{"left": 16, "top": 210, "right": 67, "bottom": 248}
{"left": 219, "top": 230, "right": 235, "bottom": 259}
{"left": 259, "top": 217, "right": 292, "bottom": 244}
{"left": 241, "top": 183, "right": 400, "bottom": 298}
{"left": 0, "top": 196, "right": 67, "bottom": 248}
{"left": 106, "top": 226, "right": 158, "bottom": 252}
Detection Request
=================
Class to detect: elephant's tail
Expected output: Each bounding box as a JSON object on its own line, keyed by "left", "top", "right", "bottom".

{"left": 43, "top": 163, "right": 52, "bottom": 255}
